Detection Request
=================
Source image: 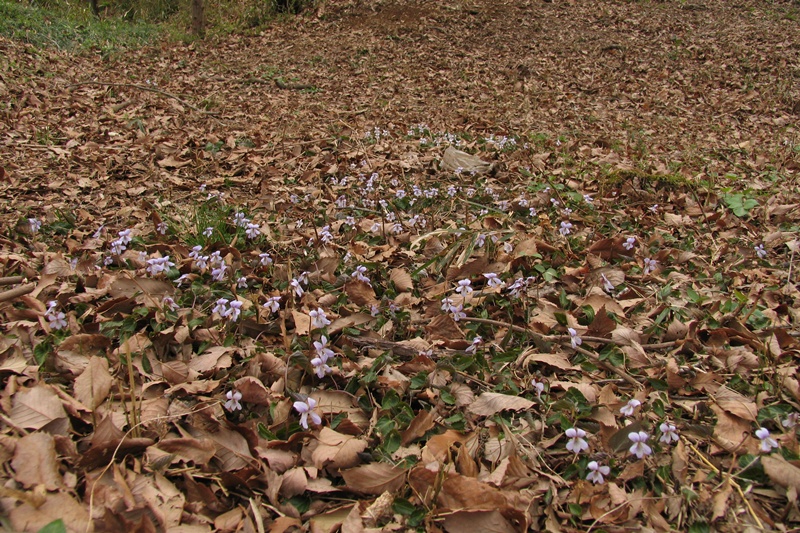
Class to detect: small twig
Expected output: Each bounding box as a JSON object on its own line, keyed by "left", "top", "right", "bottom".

{"left": 0, "top": 282, "right": 36, "bottom": 303}
{"left": 65, "top": 81, "right": 219, "bottom": 116}
{"left": 0, "top": 276, "right": 23, "bottom": 287}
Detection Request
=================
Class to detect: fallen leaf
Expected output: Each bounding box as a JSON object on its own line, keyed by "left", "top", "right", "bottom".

{"left": 11, "top": 432, "right": 62, "bottom": 490}
{"left": 341, "top": 463, "right": 406, "bottom": 495}
{"left": 73, "top": 356, "right": 112, "bottom": 410}
{"left": 713, "top": 385, "right": 757, "bottom": 422}
{"left": 467, "top": 392, "right": 535, "bottom": 417}
{"left": 10, "top": 384, "right": 69, "bottom": 433}
{"left": 761, "top": 454, "right": 800, "bottom": 492}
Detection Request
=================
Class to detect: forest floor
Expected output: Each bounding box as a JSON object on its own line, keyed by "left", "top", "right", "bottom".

{"left": 1, "top": 0, "right": 800, "bottom": 531}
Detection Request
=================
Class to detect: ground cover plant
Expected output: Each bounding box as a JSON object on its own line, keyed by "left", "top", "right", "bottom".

{"left": 0, "top": 0, "right": 799, "bottom": 531}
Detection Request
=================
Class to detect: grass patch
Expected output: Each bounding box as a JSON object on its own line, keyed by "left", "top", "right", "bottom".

{"left": 0, "top": 0, "right": 163, "bottom": 50}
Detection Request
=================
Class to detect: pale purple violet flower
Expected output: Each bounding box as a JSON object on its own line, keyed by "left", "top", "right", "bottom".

{"left": 45, "top": 301, "right": 67, "bottom": 330}
{"left": 294, "top": 397, "right": 322, "bottom": 429}
{"left": 568, "top": 327, "right": 582, "bottom": 349}
{"left": 565, "top": 427, "right": 589, "bottom": 454}
{"left": 309, "top": 308, "right": 331, "bottom": 330}
{"left": 628, "top": 431, "right": 652, "bottom": 459}
{"left": 484, "top": 272, "right": 504, "bottom": 288}
{"left": 659, "top": 422, "right": 679, "bottom": 444}
{"left": 643, "top": 258, "right": 658, "bottom": 275}
{"left": 263, "top": 296, "right": 281, "bottom": 314}
{"left": 623, "top": 237, "right": 636, "bottom": 251}
{"left": 620, "top": 399, "right": 641, "bottom": 417}
{"left": 755, "top": 427, "right": 779, "bottom": 453}
{"left": 586, "top": 461, "right": 609, "bottom": 485}
{"left": 224, "top": 390, "right": 243, "bottom": 411}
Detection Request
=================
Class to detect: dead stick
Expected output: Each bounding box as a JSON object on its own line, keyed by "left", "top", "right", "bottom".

{"left": 0, "top": 283, "right": 35, "bottom": 304}
{"left": 65, "top": 81, "right": 219, "bottom": 116}
{"left": 0, "top": 276, "right": 23, "bottom": 287}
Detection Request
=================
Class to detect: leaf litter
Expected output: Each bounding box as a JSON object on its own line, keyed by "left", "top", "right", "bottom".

{"left": 1, "top": 0, "right": 799, "bottom": 531}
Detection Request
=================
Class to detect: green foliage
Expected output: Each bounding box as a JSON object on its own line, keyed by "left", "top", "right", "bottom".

{"left": 0, "top": 0, "right": 161, "bottom": 50}
{"left": 722, "top": 193, "right": 759, "bottom": 217}
{"left": 36, "top": 520, "right": 67, "bottom": 533}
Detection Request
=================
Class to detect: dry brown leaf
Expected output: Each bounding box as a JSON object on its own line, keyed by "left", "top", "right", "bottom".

{"left": 280, "top": 467, "right": 309, "bottom": 498}
{"left": 341, "top": 463, "right": 406, "bottom": 495}
{"left": 155, "top": 437, "right": 217, "bottom": 464}
{"left": 9, "top": 491, "right": 91, "bottom": 532}
{"left": 390, "top": 267, "right": 414, "bottom": 292}
{"left": 711, "top": 478, "right": 732, "bottom": 522}
{"left": 73, "top": 355, "right": 112, "bottom": 409}
{"left": 761, "top": 454, "right": 800, "bottom": 492}
{"left": 401, "top": 409, "right": 436, "bottom": 446}
{"left": 519, "top": 349, "right": 576, "bottom": 370}
{"left": 713, "top": 385, "right": 758, "bottom": 422}
{"left": 11, "top": 432, "right": 62, "bottom": 490}
{"left": 442, "top": 510, "right": 517, "bottom": 533}
{"left": 310, "top": 428, "right": 367, "bottom": 470}
{"left": 467, "top": 392, "right": 535, "bottom": 417}
{"left": 343, "top": 279, "right": 378, "bottom": 306}
{"left": 203, "top": 427, "right": 255, "bottom": 471}
{"left": 10, "top": 384, "right": 69, "bottom": 433}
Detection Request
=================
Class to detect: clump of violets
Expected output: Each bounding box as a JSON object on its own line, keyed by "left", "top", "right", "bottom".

{"left": 294, "top": 397, "right": 322, "bottom": 430}
{"left": 311, "top": 336, "right": 335, "bottom": 378}
{"left": 628, "top": 431, "right": 652, "bottom": 459}
{"left": 565, "top": 427, "right": 589, "bottom": 454}
{"left": 586, "top": 461, "right": 610, "bottom": 485}
{"left": 755, "top": 427, "right": 779, "bottom": 453}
